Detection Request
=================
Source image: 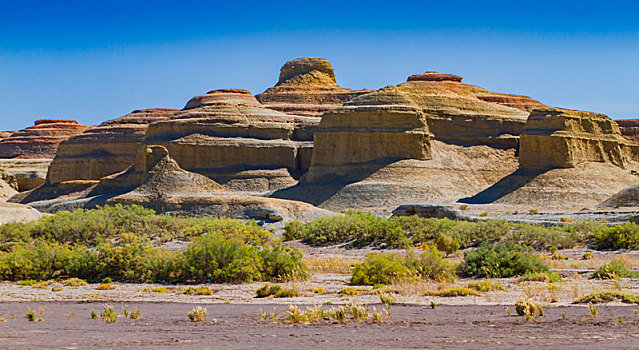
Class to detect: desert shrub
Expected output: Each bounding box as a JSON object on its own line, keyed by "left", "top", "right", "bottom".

{"left": 61, "top": 278, "right": 87, "bottom": 287}
{"left": 96, "top": 283, "right": 117, "bottom": 290}
{"left": 187, "top": 306, "right": 207, "bottom": 322}
{"left": 283, "top": 213, "right": 582, "bottom": 250}
{"left": 0, "top": 241, "right": 73, "bottom": 280}
{"left": 350, "top": 247, "right": 455, "bottom": 286}
{"left": 423, "top": 287, "right": 479, "bottom": 297}
{"left": 458, "top": 244, "right": 549, "bottom": 278}
{"left": 592, "top": 260, "right": 638, "bottom": 279}
{"left": 283, "top": 211, "right": 409, "bottom": 248}
{"left": 256, "top": 283, "right": 282, "bottom": 298}
{"left": 573, "top": 291, "right": 639, "bottom": 304}
{"left": 515, "top": 296, "right": 544, "bottom": 319}
{"left": 311, "top": 286, "right": 327, "bottom": 294}
{"left": 435, "top": 233, "right": 460, "bottom": 256}
{"left": 0, "top": 204, "right": 271, "bottom": 246}
{"left": 519, "top": 271, "right": 561, "bottom": 283}
{"left": 467, "top": 280, "right": 507, "bottom": 292}
{"left": 587, "top": 222, "right": 639, "bottom": 250}
{"left": 338, "top": 287, "right": 365, "bottom": 295}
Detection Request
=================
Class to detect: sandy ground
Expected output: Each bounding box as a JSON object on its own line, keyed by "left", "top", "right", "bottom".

{"left": 2, "top": 302, "right": 639, "bottom": 349}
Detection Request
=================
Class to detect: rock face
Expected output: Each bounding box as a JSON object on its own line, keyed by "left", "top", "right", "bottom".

{"left": 462, "top": 108, "right": 639, "bottom": 208}
{"left": 599, "top": 182, "right": 639, "bottom": 208}
{"left": 14, "top": 145, "right": 333, "bottom": 222}
{"left": 46, "top": 108, "right": 178, "bottom": 184}
{"left": 0, "top": 119, "right": 89, "bottom": 159}
{"left": 144, "top": 89, "right": 320, "bottom": 193}
{"left": 255, "top": 57, "right": 371, "bottom": 118}
{"left": 519, "top": 108, "right": 639, "bottom": 168}
{"left": 0, "top": 202, "right": 43, "bottom": 224}
{"left": 616, "top": 119, "right": 639, "bottom": 143}
{"left": 0, "top": 159, "right": 51, "bottom": 192}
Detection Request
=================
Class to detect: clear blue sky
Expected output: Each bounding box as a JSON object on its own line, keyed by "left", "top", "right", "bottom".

{"left": 1, "top": 0, "right": 638, "bottom": 130}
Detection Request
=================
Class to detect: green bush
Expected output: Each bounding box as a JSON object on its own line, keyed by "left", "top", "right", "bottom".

{"left": 588, "top": 222, "right": 639, "bottom": 250}
{"left": 457, "top": 244, "right": 549, "bottom": 278}
{"left": 573, "top": 291, "right": 639, "bottom": 304}
{"left": 350, "top": 247, "right": 455, "bottom": 285}
{"left": 592, "top": 260, "right": 638, "bottom": 279}
{"left": 283, "top": 212, "right": 582, "bottom": 250}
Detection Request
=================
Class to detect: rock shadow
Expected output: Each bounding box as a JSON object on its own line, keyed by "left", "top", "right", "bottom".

{"left": 459, "top": 167, "right": 554, "bottom": 204}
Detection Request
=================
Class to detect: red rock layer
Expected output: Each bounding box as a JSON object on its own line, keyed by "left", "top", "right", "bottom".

{"left": 0, "top": 119, "right": 89, "bottom": 159}
{"left": 616, "top": 119, "right": 639, "bottom": 142}
{"left": 47, "top": 108, "right": 179, "bottom": 184}
{"left": 256, "top": 57, "right": 372, "bottom": 118}
{"left": 407, "top": 72, "right": 463, "bottom": 82}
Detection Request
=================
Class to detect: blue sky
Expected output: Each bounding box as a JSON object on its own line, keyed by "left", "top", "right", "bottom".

{"left": 0, "top": 0, "right": 638, "bottom": 130}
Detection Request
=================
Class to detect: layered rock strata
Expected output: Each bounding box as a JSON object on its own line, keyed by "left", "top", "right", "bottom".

{"left": 255, "top": 57, "right": 371, "bottom": 118}
{"left": 463, "top": 108, "right": 639, "bottom": 208}
{"left": 144, "top": 89, "right": 320, "bottom": 193}
{"left": 616, "top": 119, "right": 639, "bottom": 143}
{"left": 46, "top": 108, "right": 178, "bottom": 184}
{"left": 0, "top": 119, "right": 89, "bottom": 159}
{"left": 0, "top": 159, "right": 51, "bottom": 191}
{"left": 14, "top": 146, "right": 333, "bottom": 222}
{"left": 519, "top": 108, "right": 639, "bottom": 168}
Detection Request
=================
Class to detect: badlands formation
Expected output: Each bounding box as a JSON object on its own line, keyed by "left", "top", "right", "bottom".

{"left": 5, "top": 57, "right": 639, "bottom": 220}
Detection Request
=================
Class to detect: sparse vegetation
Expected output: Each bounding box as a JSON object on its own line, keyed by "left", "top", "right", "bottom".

{"left": 467, "top": 280, "right": 507, "bottom": 292}
{"left": 350, "top": 248, "right": 456, "bottom": 286}
{"left": 311, "top": 286, "right": 327, "bottom": 294}
{"left": 574, "top": 291, "right": 639, "bottom": 305}
{"left": 592, "top": 260, "right": 638, "bottom": 279}
{"left": 100, "top": 304, "right": 118, "bottom": 323}
{"left": 61, "top": 278, "right": 87, "bottom": 287}
{"left": 187, "top": 306, "right": 207, "bottom": 322}
{"left": 519, "top": 271, "right": 561, "bottom": 283}
{"left": 338, "top": 287, "right": 365, "bottom": 296}
{"left": 515, "top": 296, "right": 544, "bottom": 320}
{"left": 256, "top": 283, "right": 298, "bottom": 298}
{"left": 423, "top": 287, "right": 479, "bottom": 297}
{"left": 96, "top": 283, "right": 117, "bottom": 290}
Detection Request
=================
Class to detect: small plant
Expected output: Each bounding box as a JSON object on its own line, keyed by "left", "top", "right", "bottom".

{"left": 372, "top": 306, "right": 383, "bottom": 323}
{"left": 467, "top": 280, "right": 507, "bottom": 292}
{"left": 423, "top": 287, "right": 479, "bottom": 297}
{"left": 562, "top": 311, "right": 567, "bottom": 320}
{"left": 139, "top": 287, "right": 172, "bottom": 293}
{"left": 90, "top": 309, "right": 97, "bottom": 319}
{"left": 519, "top": 271, "right": 561, "bottom": 283}
{"left": 346, "top": 301, "right": 369, "bottom": 321}
{"left": 26, "top": 308, "right": 36, "bottom": 322}
{"left": 592, "top": 260, "right": 638, "bottom": 279}
{"left": 529, "top": 209, "right": 539, "bottom": 214}
{"left": 285, "top": 305, "right": 307, "bottom": 324}
{"left": 430, "top": 301, "right": 437, "bottom": 309}
{"left": 327, "top": 306, "right": 347, "bottom": 323}
{"left": 181, "top": 286, "right": 214, "bottom": 295}
{"left": 100, "top": 304, "right": 118, "bottom": 323}
{"left": 588, "top": 304, "right": 599, "bottom": 319}
{"left": 551, "top": 252, "right": 568, "bottom": 260}
{"left": 379, "top": 292, "right": 395, "bottom": 322}
{"left": 96, "top": 283, "right": 117, "bottom": 290}
{"left": 581, "top": 252, "right": 594, "bottom": 260}
{"left": 122, "top": 307, "right": 129, "bottom": 318}
{"left": 559, "top": 217, "right": 573, "bottom": 223}
{"left": 459, "top": 204, "right": 469, "bottom": 210}
{"left": 61, "top": 278, "right": 87, "bottom": 287}
{"left": 459, "top": 244, "right": 550, "bottom": 278}
{"left": 18, "top": 280, "right": 36, "bottom": 287}
{"left": 275, "top": 289, "right": 299, "bottom": 298}
{"left": 506, "top": 307, "right": 511, "bottom": 317}
{"left": 102, "top": 277, "right": 112, "bottom": 283}
{"left": 515, "top": 296, "right": 544, "bottom": 320}
{"left": 187, "top": 306, "right": 207, "bottom": 322}
{"left": 256, "top": 283, "right": 282, "bottom": 298}
{"left": 479, "top": 212, "right": 489, "bottom": 217}
{"left": 338, "top": 287, "right": 364, "bottom": 296}
{"left": 129, "top": 306, "right": 141, "bottom": 319}
{"left": 310, "top": 286, "right": 327, "bottom": 294}
{"left": 51, "top": 286, "right": 63, "bottom": 292}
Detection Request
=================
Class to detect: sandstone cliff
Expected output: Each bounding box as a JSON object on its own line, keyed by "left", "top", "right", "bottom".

{"left": 599, "top": 182, "right": 639, "bottom": 208}
{"left": 256, "top": 57, "right": 371, "bottom": 117}
{"left": 46, "top": 108, "right": 178, "bottom": 184}
{"left": 519, "top": 108, "right": 638, "bottom": 168}
{"left": 273, "top": 71, "right": 544, "bottom": 210}
{"left": 14, "top": 146, "right": 333, "bottom": 222}
{"left": 144, "top": 89, "right": 320, "bottom": 193}
{"left": 463, "top": 108, "right": 639, "bottom": 208}
{"left": 0, "top": 119, "right": 89, "bottom": 159}
{"left": 616, "top": 119, "right": 639, "bottom": 143}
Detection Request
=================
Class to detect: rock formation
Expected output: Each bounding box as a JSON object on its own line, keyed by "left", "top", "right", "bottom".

{"left": 144, "top": 89, "right": 320, "bottom": 193}
{"left": 0, "top": 159, "right": 51, "bottom": 192}
{"left": 463, "top": 108, "right": 639, "bottom": 208}
{"left": 0, "top": 202, "right": 43, "bottom": 224}
{"left": 14, "top": 146, "right": 333, "bottom": 222}
{"left": 255, "top": 57, "right": 371, "bottom": 118}
{"left": 519, "top": 108, "right": 638, "bottom": 168}
{"left": 0, "top": 119, "right": 89, "bottom": 159}
{"left": 616, "top": 119, "right": 639, "bottom": 143}
{"left": 599, "top": 182, "right": 639, "bottom": 208}
{"left": 273, "top": 71, "right": 544, "bottom": 210}
{"left": 46, "top": 108, "right": 178, "bottom": 184}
